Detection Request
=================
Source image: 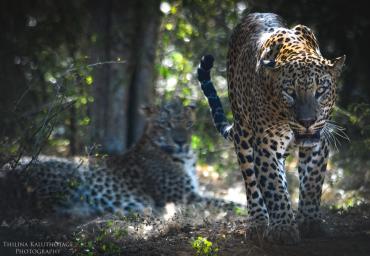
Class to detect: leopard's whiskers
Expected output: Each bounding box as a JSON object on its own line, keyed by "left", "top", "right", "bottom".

{"left": 322, "top": 120, "right": 350, "bottom": 152}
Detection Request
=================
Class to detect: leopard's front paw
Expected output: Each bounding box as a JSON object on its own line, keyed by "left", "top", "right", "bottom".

{"left": 298, "top": 219, "right": 326, "bottom": 238}
{"left": 264, "top": 224, "right": 300, "bottom": 245}
{"left": 245, "top": 216, "right": 269, "bottom": 242}
{"left": 246, "top": 223, "right": 268, "bottom": 242}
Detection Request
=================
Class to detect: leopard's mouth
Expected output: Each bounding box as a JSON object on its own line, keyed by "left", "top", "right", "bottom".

{"left": 175, "top": 144, "right": 190, "bottom": 154}
{"left": 159, "top": 144, "right": 175, "bottom": 154}
{"left": 293, "top": 130, "right": 321, "bottom": 147}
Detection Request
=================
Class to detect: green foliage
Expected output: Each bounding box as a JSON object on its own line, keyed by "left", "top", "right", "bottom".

{"left": 156, "top": 1, "right": 241, "bottom": 170}
{"left": 234, "top": 206, "right": 248, "bottom": 216}
{"left": 191, "top": 236, "right": 219, "bottom": 256}
{"left": 157, "top": 0, "right": 241, "bottom": 102}
{"left": 73, "top": 221, "right": 127, "bottom": 256}
{"left": 330, "top": 194, "right": 365, "bottom": 211}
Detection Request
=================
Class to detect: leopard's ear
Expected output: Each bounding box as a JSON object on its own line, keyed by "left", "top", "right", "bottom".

{"left": 292, "top": 25, "right": 320, "bottom": 51}
{"left": 329, "top": 55, "right": 346, "bottom": 75}
{"left": 185, "top": 103, "right": 196, "bottom": 124}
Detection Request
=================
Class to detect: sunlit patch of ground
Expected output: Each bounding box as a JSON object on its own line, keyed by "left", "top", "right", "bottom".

{"left": 197, "top": 164, "right": 246, "bottom": 205}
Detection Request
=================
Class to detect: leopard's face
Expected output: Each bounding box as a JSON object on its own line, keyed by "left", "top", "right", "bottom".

{"left": 258, "top": 24, "right": 345, "bottom": 147}
{"left": 144, "top": 100, "right": 195, "bottom": 155}
{"left": 266, "top": 56, "right": 345, "bottom": 147}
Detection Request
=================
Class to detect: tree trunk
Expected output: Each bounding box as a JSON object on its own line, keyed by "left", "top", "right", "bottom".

{"left": 127, "top": 0, "right": 161, "bottom": 147}
{"left": 89, "top": 0, "right": 160, "bottom": 154}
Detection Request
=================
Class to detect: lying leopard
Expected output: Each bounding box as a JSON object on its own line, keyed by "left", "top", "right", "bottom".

{"left": 0, "top": 100, "right": 240, "bottom": 218}
{"left": 197, "top": 13, "right": 345, "bottom": 244}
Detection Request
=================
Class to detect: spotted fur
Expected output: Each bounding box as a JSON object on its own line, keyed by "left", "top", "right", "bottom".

{"left": 0, "top": 101, "right": 240, "bottom": 218}
{"left": 198, "top": 13, "right": 345, "bottom": 244}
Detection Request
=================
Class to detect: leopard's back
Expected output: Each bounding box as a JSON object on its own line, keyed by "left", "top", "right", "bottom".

{"left": 227, "top": 13, "right": 286, "bottom": 114}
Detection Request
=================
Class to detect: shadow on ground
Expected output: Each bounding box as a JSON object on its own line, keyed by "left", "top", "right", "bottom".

{"left": 0, "top": 204, "right": 369, "bottom": 256}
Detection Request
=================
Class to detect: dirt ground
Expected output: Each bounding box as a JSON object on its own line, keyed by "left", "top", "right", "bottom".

{"left": 0, "top": 204, "right": 369, "bottom": 256}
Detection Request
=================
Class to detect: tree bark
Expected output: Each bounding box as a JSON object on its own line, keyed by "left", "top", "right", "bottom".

{"left": 127, "top": 0, "right": 161, "bottom": 147}
{"left": 89, "top": 0, "right": 160, "bottom": 154}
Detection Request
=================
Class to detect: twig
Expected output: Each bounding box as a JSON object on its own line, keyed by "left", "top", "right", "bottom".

{"left": 9, "top": 59, "right": 126, "bottom": 169}
{"left": 62, "top": 60, "right": 126, "bottom": 76}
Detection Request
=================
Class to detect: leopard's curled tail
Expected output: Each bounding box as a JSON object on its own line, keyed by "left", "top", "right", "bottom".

{"left": 197, "top": 55, "right": 233, "bottom": 141}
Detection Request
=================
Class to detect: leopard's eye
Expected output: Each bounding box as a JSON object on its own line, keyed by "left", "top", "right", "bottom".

{"left": 285, "top": 88, "right": 295, "bottom": 97}
{"left": 316, "top": 87, "right": 326, "bottom": 98}
{"left": 282, "top": 88, "right": 295, "bottom": 107}
{"left": 317, "top": 87, "right": 325, "bottom": 94}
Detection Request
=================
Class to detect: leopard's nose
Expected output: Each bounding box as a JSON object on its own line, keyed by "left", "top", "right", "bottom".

{"left": 298, "top": 118, "right": 316, "bottom": 128}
